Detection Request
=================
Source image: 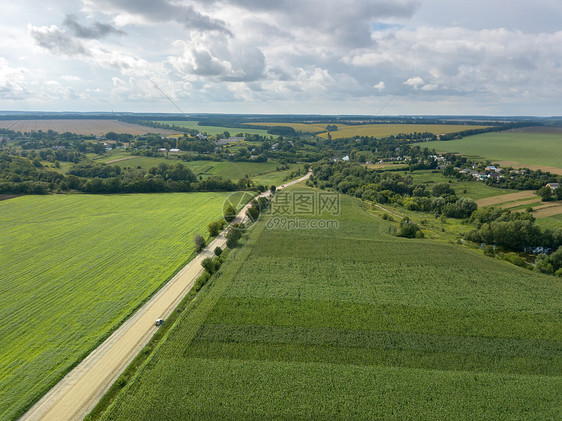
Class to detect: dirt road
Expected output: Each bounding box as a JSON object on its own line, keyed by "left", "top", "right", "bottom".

{"left": 103, "top": 156, "right": 136, "bottom": 164}
{"left": 21, "top": 172, "right": 311, "bottom": 421}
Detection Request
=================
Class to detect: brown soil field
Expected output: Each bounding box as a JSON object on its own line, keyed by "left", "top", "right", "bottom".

{"left": 0, "top": 120, "right": 180, "bottom": 136}
{"left": 476, "top": 190, "right": 536, "bottom": 207}
{"left": 104, "top": 156, "right": 137, "bottom": 164}
{"left": 0, "top": 195, "right": 19, "bottom": 201}
{"left": 499, "top": 198, "right": 539, "bottom": 209}
{"left": 530, "top": 201, "right": 562, "bottom": 218}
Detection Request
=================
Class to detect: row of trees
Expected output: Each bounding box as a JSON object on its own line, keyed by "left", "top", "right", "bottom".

{"left": 465, "top": 207, "right": 562, "bottom": 252}
{"left": 312, "top": 163, "right": 476, "bottom": 218}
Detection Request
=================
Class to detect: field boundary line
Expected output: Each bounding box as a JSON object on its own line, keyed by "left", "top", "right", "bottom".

{"left": 104, "top": 156, "right": 136, "bottom": 164}
{"left": 20, "top": 171, "right": 310, "bottom": 421}
{"left": 476, "top": 190, "right": 536, "bottom": 207}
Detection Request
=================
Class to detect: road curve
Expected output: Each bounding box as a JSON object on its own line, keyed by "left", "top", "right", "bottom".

{"left": 20, "top": 171, "right": 311, "bottom": 421}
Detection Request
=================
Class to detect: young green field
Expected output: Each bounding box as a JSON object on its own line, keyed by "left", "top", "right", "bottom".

{"left": 97, "top": 188, "right": 562, "bottom": 420}
{"left": 536, "top": 213, "right": 562, "bottom": 230}
{"left": 94, "top": 155, "right": 290, "bottom": 184}
{"left": 153, "top": 121, "right": 270, "bottom": 136}
{"left": 423, "top": 132, "right": 562, "bottom": 170}
{"left": 0, "top": 192, "right": 234, "bottom": 421}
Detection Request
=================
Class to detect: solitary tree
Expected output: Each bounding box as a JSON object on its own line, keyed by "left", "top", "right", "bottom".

{"left": 194, "top": 234, "right": 206, "bottom": 253}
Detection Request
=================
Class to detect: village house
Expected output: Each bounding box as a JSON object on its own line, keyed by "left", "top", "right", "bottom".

{"left": 546, "top": 182, "right": 560, "bottom": 190}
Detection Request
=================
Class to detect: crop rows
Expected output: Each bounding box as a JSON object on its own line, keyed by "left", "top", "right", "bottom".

{"left": 99, "top": 189, "right": 561, "bottom": 420}
{"left": 0, "top": 192, "right": 230, "bottom": 420}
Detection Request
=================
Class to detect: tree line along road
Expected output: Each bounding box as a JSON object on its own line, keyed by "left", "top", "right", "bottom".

{"left": 20, "top": 172, "right": 311, "bottom": 421}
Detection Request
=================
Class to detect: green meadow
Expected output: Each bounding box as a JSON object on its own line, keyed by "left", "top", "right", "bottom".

{"left": 424, "top": 132, "right": 562, "bottom": 169}
{"left": 100, "top": 156, "right": 292, "bottom": 185}
{"left": 0, "top": 192, "right": 232, "bottom": 420}
{"left": 97, "top": 188, "right": 562, "bottom": 420}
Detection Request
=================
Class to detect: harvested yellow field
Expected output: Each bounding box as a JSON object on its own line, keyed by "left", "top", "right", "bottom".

{"left": 0, "top": 120, "right": 180, "bottom": 136}
{"left": 244, "top": 122, "right": 345, "bottom": 133}
{"left": 476, "top": 191, "right": 536, "bottom": 207}
{"left": 497, "top": 161, "right": 562, "bottom": 175}
{"left": 499, "top": 198, "right": 540, "bottom": 209}
{"left": 531, "top": 201, "right": 562, "bottom": 218}
{"left": 245, "top": 122, "right": 489, "bottom": 138}
{"left": 318, "top": 124, "right": 490, "bottom": 139}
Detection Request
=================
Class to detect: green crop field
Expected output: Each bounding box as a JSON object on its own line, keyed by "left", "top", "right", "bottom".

{"left": 423, "top": 132, "right": 562, "bottom": 170}
{"left": 536, "top": 213, "right": 562, "bottom": 230}
{"left": 104, "top": 155, "right": 198, "bottom": 171}
{"left": 198, "top": 161, "right": 281, "bottom": 179}
{"left": 0, "top": 192, "right": 236, "bottom": 420}
{"left": 92, "top": 156, "right": 291, "bottom": 184}
{"left": 153, "top": 121, "right": 270, "bottom": 136}
{"left": 97, "top": 188, "right": 562, "bottom": 420}
{"left": 251, "top": 166, "right": 301, "bottom": 186}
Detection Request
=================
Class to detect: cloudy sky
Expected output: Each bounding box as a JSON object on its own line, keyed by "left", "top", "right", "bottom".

{"left": 1, "top": 0, "right": 561, "bottom": 115}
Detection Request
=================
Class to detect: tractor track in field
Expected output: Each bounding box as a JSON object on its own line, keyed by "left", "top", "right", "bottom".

{"left": 20, "top": 172, "right": 310, "bottom": 421}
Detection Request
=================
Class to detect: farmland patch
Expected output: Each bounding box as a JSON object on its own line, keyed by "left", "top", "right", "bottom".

{"left": 424, "top": 132, "right": 562, "bottom": 170}
{"left": 0, "top": 192, "right": 231, "bottom": 420}
{"left": 0, "top": 120, "right": 180, "bottom": 136}
{"left": 97, "top": 188, "right": 561, "bottom": 420}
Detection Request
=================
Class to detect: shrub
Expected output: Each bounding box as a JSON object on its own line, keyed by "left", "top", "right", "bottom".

{"left": 224, "top": 204, "right": 237, "bottom": 223}
{"left": 225, "top": 227, "right": 243, "bottom": 248}
{"left": 504, "top": 253, "right": 527, "bottom": 268}
{"left": 397, "top": 217, "right": 424, "bottom": 239}
{"left": 214, "top": 247, "right": 223, "bottom": 257}
{"left": 207, "top": 220, "right": 225, "bottom": 237}
{"left": 202, "top": 256, "right": 222, "bottom": 274}
{"left": 535, "top": 254, "right": 554, "bottom": 274}
{"left": 193, "top": 271, "right": 211, "bottom": 292}
{"left": 381, "top": 213, "right": 394, "bottom": 221}
{"left": 483, "top": 245, "right": 495, "bottom": 257}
